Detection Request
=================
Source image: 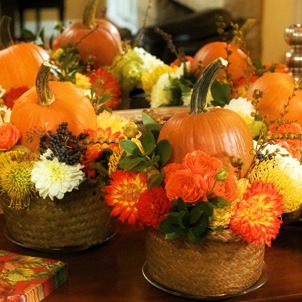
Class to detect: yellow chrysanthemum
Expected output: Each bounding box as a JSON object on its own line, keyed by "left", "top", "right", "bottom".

{"left": 97, "top": 110, "right": 140, "bottom": 139}
{"left": 141, "top": 64, "right": 176, "bottom": 96}
{"left": 209, "top": 178, "right": 248, "bottom": 229}
{"left": 0, "top": 151, "right": 35, "bottom": 209}
{"left": 249, "top": 157, "right": 302, "bottom": 213}
{"left": 75, "top": 72, "right": 91, "bottom": 90}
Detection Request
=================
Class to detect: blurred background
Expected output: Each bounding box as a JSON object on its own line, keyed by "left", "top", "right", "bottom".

{"left": 0, "top": 0, "right": 300, "bottom": 64}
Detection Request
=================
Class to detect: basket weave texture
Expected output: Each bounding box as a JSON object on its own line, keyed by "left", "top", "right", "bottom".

{"left": 145, "top": 227, "right": 265, "bottom": 297}
{"left": 0, "top": 181, "right": 116, "bottom": 250}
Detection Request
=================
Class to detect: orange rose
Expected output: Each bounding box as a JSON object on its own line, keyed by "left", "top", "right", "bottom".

{"left": 165, "top": 169, "right": 209, "bottom": 203}
{"left": 0, "top": 123, "right": 21, "bottom": 150}
{"left": 183, "top": 150, "right": 222, "bottom": 176}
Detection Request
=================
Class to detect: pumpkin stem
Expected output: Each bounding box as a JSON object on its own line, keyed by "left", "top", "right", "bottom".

{"left": 190, "top": 58, "right": 227, "bottom": 114}
{"left": 83, "top": 0, "right": 99, "bottom": 28}
{"left": 36, "top": 62, "right": 56, "bottom": 106}
{"left": 0, "top": 15, "right": 14, "bottom": 50}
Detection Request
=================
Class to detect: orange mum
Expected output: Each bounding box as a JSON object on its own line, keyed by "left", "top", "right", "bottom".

{"left": 88, "top": 68, "right": 122, "bottom": 110}
{"left": 104, "top": 170, "right": 148, "bottom": 225}
{"left": 137, "top": 186, "right": 171, "bottom": 228}
{"left": 230, "top": 181, "right": 283, "bottom": 247}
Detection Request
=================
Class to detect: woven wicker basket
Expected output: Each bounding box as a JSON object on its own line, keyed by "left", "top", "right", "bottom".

{"left": 145, "top": 227, "right": 265, "bottom": 297}
{"left": 0, "top": 181, "right": 116, "bottom": 250}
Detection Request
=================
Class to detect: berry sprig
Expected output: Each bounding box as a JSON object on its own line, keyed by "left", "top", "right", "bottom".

{"left": 39, "top": 122, "right": 88, "bottom": 165}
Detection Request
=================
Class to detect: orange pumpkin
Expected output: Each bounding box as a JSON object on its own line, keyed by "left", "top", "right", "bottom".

{"left": 0, "top": 16, "right": 49, "bottom": 92}
{"left": 10, "top": 62, "right": 97, "bottom": 150}
{"left": 246, "top": 72, "right": 302, "bottom": 126}
{"left": 192, "top": 42, "right": 251, "bottom": 85}
{"left": 54, "top": 0, "right": 121, "bottom": 67}
{"left": 158, "top": 58, "right": 254, "bottom": 177}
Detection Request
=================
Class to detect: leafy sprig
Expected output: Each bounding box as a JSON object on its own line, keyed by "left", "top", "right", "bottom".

{"left": 159, "top": 197, "right": 229, "bottom": 243}
{"left": 118, "top": 112, "right": 172, "bottom": 188}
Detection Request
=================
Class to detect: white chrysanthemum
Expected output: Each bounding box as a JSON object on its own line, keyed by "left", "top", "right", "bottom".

{"left": 31, "top": 150, "right": 85, "bottom": 200}
{"left": 224, "top": 97, "right": 255, "bottom": 117}
{"left": 0, "top": 105, "right": 11, "bottom": 124}
{"left": 133, "top": 47, "right": 164, "bottom": 71}
{"left": 182, "top": 90, "right": 193, "bottom": 106}
{"left": 150, "top": 73, "right": 173, "bottom": 108}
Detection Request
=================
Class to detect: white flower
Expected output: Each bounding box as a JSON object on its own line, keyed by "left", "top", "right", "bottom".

{"left": 150, "top": 73, "right": 173, "bottom": 108}
{"left": 0, "top": 86, "right": 6, "bottom": 98}
{"left": 224, "top": 97, "right": 255, "bottom": 117}
{"left": 31, "top": 150, "right": 85, "bottom": 200}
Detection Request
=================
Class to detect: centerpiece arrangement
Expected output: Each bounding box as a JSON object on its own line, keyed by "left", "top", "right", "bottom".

{"left": 103, "top": 55, "right": 302, "bottom": 298}
{"left": 0, "top": 0, "right": 301, "bottom": 297}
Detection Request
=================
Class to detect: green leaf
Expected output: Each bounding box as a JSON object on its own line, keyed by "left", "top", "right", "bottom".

{"left": 210, "top": 80, "right": 232, "bottom": 107}
{"left": 209, "top": 196, "right": 230, "bottom": 208}
{"left": 187, "top": 228, "right": 207, "bottom": 243}
{"left": 193, "top": 202, "right": 214, "bottom": 223}
{"left": 189, "top": 206, "right": 203, "bottom": 224}
{"left": 142, "top": 131, "right": 156, "bottom": 156}
{"left": 155, "top": 139, "right": 172, "bottom": 167}
{"left": 118, "top": 156, "right": 144, "bottom": 171}
{"left": 147, "top": 170, "right": 165, "bottom": 189}
{"left": 142, "top": 111, "right": 160, "bottom": 131}
{"left": 159, "top": 217, "right": 182, "bottom": 234}
{"left": 176, "top": 198, "right": 188, "bottom": 212}
{"left": 178, "top": 210, "right": 189, "bottom": 229}
{"left": 165, "top": 232, "right": 182, "bottom": 240}
{"left": 119, "top": 139, "right": 142, "bottom": 156}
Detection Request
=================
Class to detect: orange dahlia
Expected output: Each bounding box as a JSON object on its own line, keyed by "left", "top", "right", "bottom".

{"left": 88, "top": 68, "right": 122, "bottom": 110}
{"left": 137, "top": 186, "right": 171, "bottom": 228}
{"left": 104, "top": 170, "right": 148, "bottom": 225}
{"left": 230, "top": 181, "right": 283, "bottom": 247}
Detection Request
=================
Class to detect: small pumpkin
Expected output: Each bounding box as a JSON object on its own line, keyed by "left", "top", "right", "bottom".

{"left": 54, "top": 0, "right": 122, "bottom": 67}
{"left": 0, "top": 16, "right": 49, "bottom": 92}
{"left": 192, "top": 19, "right": 255, "bottom": 85}
{"left": 10, "top": 62, "right": 97, "bottom": 150}
{"left": 158, "top": 58, "right": 254, "bottom": 177}
{"left": 246, "top": 72, "right": 302, "bottom": 126}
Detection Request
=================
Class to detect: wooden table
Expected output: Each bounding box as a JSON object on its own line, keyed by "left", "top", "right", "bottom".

{"left": 0, "top": 215, "right": 301, "bottom": 302}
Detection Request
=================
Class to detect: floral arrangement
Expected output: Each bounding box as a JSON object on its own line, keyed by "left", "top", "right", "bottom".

{"left": 0, "top": 82, "right": 140, "bottom": 209}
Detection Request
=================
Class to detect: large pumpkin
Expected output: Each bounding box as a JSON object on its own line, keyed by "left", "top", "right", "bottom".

{"left": 158, "top": 58, "right": 254, "bottom": 177}
{"left": 0, "top": 16, "right": 49, "bottom": 92}
{"left": 246, "top": 72, "right": 302, "bottom": 125}
{"left": 10, "top": 62, "right": 97, "bottom": 150}
{"left": 54, "top": 0, "right": 121, "bottom": 67}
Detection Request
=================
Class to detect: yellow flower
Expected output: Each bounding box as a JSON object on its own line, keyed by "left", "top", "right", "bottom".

{"left": 97, "top": 111, "right": 140, "bottom": 139}
{"left": 0, "top": 151, "right": 35, "bottom": 209}
{"left": 75, "top": 72, "right": 91, "bottom": 90}
{"left": 141, "top": 64, "right": 176, "bottom": 96}
{"left": 249, "top": 157, "right": 302, "bottom": 213}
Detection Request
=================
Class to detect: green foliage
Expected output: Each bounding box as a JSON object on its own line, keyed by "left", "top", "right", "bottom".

{"left": 158, "top": 197, "right": 229, "bottom": 243}
{"left": 118, "top": 113, "right": 171, "bottom": 186}
{"left": 210, "top": 79, "right": 232, "bottom": 107}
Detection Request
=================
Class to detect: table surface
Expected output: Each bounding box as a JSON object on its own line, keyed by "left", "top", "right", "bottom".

{"left": 0, "top": 215, "right": 301, "bottom": 302}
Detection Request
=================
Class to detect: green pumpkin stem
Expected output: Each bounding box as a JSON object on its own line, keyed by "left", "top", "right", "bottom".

{"left": 36, "top": 62, "right": 55, "bottom": 106}
{"left": 190, "top": 57, "right": 227, "bottom": 114}
{"left": 0, "top": 15, "right": 14, "bottom": 50}
{"left": 83, "top": 0, "right": 99, "bottom": 28}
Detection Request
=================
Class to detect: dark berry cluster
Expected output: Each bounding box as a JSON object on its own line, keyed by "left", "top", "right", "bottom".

{"left": 256, "top": 151, "right": 273, "bottom": 162}
{"left": 40, "top": 122, "right": 88, "bottom": 165}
